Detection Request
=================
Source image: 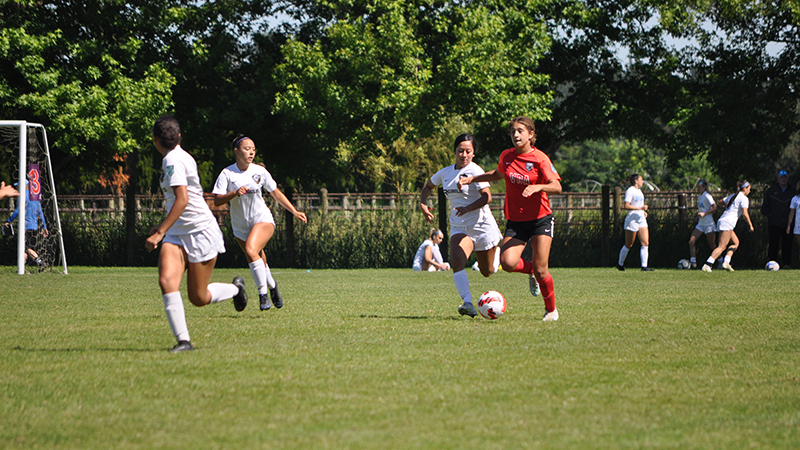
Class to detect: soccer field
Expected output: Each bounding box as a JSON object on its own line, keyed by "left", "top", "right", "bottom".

{"left": 1, "top": 266, "right": 798, "bottom": 449}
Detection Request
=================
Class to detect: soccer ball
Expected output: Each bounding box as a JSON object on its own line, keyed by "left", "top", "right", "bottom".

{"left": 477, "top": 291, "right": 506, "bottom": 320}
{"left": 765, "top": 261, "right": 780, "bottom": 271}
{"left": 677, "top": 259, "right": 690, "bottom": 270}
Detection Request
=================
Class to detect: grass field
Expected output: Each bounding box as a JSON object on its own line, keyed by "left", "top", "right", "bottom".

{"left": 1, "top": 265, "right": 798, "bottom": 449}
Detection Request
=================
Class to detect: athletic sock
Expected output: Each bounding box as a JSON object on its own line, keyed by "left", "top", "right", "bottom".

{"left": 640, "top": 246, "right": 649, "bottom": 268}
{"left": 706, "top": 256, "right": 715, "bottom": 265}
{"left": 207, "top": 283, "right": 239, "bottom": 303}
{"left": 618, "top": 246, "right": 630, "bottom": 266}
{"left": 453, "top": 270, "right": 472, "bottom": 304}
{"left": 723, "top": 255, "right": 732, "bottom": 264}
{"left": 513, "top": 257, "right": 533, "bottom": 274}
{"left": 249, "top": 259, "right": 269, "bottom": 296}
{"left": 690, "top": 257, "right": 696, "bottom": 264}
{"left": 263, "top": 260, "right": 276, "bottom": 289}
{"left": 163, "top": 292, "right": 190, "bottom": 342}
{"left": 539, "top": 273, "right": 556, "bottom": 313}
{"left": 493, "top": 248, "right": 501, "bottom": 273}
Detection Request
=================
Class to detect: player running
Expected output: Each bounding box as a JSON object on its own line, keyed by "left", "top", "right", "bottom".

{"left": 146, "top": 116, "right": 248, "bottom": 353}
{"left": 458, "top": 117, "right": 562, "bottom": 321}
{"left": 786, "top": 180, "right": 800, "bottom": 266}
{"left": 688, "top": 179, "right": 717, "bottom": 269}
{"left": 702, "top": 180, "right": 754, "bottom": 272}
{"left": 419, "top": 134, "right": 502, "bottom": 317}
{"left": 617, "top": 174, "right": 653, "bottom": 271}
{"left": 213, "top": 134, "right": 307, "bottom": 311}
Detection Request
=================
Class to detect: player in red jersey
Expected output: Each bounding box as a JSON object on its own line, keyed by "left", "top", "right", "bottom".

{"left": 458, "top": 117, "right": 562, "bottom": 321}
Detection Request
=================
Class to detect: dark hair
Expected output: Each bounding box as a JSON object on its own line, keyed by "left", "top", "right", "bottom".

{"left": 508, "top": 116, "right": 536, "bottom": 146}
{"left": 627, "top": 174, "right": 641, "bottom": 186}
{"left": 231, "top": 134, "right": 251, "bottom": 150}
{"left": 453, "top": 133, "right": 478, "bottom": 153}
{"left": 153, "top": 116, "right": 181, "bottom": 149}
{"left": 726, "top": 180, "right": 749, "bottom": 209}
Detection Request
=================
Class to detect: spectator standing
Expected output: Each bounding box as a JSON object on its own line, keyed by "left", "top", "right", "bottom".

{"left": 761, "top": 170, "right": 796, "bottom": 268}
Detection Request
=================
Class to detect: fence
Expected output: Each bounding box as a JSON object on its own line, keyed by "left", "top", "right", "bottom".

{"left": 0, "top": 188, "right": 770, "bottom": 269}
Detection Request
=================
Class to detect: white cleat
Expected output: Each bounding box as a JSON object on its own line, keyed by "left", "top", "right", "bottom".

{"left": 529, "top": 274, "right": 541, "bottom": 297}
{"left": 722, "top": 262, "right": 734, "bottom": 272}
{"left": 542, "top": 309, "right": 559, "bottom": 321}
{"left": 701, "top": 264, "right": 712, "bottom": 273}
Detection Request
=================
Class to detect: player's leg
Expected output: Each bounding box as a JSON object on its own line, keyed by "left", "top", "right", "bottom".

{"left": 704, "top": 230, "right": 731, "bottom": 271}
{"left": 451, "top": 233, "right": 477, "bottom": 317}
{"left": 475, "top": 246, "right": 497, "bottom": 277}
{"left": 689, "top": 228, "right": 702, "bottom": 263}
{"left": 238, "top": 222, "right": 281, "bottom": 310}
{"left": 618, "top": 229, "right": 637, "bottom": 270}
{"left": 158, "top": 242, "right": 192, "bottom": 351}
{"left": 530, "top": 234, "right": 557, "bottom": 320}
{"left": 721, "top": 231, "right": 739, "bottom": 271}
{"left": 499, "top": 236, "right": 527, "bottom": 273}
{"left": 638, "top": 227, "right": 651, "bottom": 270}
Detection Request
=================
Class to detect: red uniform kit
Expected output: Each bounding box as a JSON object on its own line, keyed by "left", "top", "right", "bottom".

{"left": 497, "top": 147, "right": 561, "bottom": 220}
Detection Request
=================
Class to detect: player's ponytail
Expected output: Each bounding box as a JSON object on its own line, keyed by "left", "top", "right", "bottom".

{"left": 627, "top": 174, "right": 641, "bottom": 186}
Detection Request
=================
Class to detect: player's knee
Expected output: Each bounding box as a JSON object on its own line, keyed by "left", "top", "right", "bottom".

{"left": 187, "top": 289, "right": 211, "bottom": 307}
{"left": 480, "top": 267, "right": 493, "bottom": 277}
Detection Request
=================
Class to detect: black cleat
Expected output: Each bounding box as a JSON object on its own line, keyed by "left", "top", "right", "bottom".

{"left": 232, "top": 276, "right": 248, "bottom": 311}
{"left": 641, "top": 267, "right": 654, "bottom": 272}
{"left": 169, "top": 340, "right": 194, "bottom": 353}
{"left": 270, "top": 283, "right": 284, "bottom": 309}
{"left": 616, "top": 264, "right": 625, "bottom": 271}
{"left": 259, "top": 293, "right": 272, "bottom": 311}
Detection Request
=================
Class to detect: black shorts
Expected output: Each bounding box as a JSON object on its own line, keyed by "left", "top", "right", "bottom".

{"left": 504, "top": 215, "right": 554, "bottom": 243}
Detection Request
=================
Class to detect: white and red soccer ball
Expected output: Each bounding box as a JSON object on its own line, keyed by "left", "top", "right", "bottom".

{"left": 477, "top": 291, "right": 506, "bottom": 320}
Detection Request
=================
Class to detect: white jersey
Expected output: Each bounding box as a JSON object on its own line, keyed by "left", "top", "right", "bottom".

{"left": 412, "top": 239, "right": 443, "bottom": 271}
{"left": 790, "top": 195, "right": 800, "bottom": 234}
{"left": 159, "top": 146, "right": 219, "bottom": 237}
{"left": 212, "top": 163, "right": 277, "bottom": 236}
{"left": 624, "top": 186, "right": 646, "bottom": 220}
{"left": 697, "top": 191, "right": 716, "bottom": 228}
{"left": 429, "top": 162, "right": 496, "bottom": 228}
{"left": 717, "top": 192, "right": 749, "bottom": 231}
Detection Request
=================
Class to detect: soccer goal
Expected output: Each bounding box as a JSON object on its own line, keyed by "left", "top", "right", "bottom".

{"left": 0, "top": 121, "right": 68, "bottom": 274}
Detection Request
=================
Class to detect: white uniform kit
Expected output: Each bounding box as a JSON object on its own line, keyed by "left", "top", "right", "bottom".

{"left": 791, "top": 195, "right": 800, "bottom": 234}
{"left": 213, "top": 163, "right": 278, "bottom": 241}
{"left": 160, "top": 145, "right": 226, "bottom": 263}
{"left": 412, "top": 239, "right": 444, "bottom": 272}
{"left": 623, "top": 185, "right": 647, "bottom": 232}
{"left": 717, "top": 192, "right": 749, "bottom": 231}
{"left": 428, "top": 162, "right": 502, "bottom": 250}
{"left": 696, "top": 191, "right": 717, "bottom": 234}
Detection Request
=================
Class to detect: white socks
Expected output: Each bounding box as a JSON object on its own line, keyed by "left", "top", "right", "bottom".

{"left": 493, "top": 248, "right": 501, "bottom": 273}
{"left": 249, "top": 259, "right": 275, "bottom": 296}
{"left": 453, "top": 270, "right": 472, "bottom": 304}
{"left": 207, "top": 282, "right": 239, "bottom": 303}
{"left": 618, "top": 246, "right": 630, "bottom": 266}
{"left": 723, "top": 254, "right": 732, "bottom": 264}
{"left": 640, "top": 246, "right": 649, "bottom": 268}
{"left": 163, "top": 292, "right": 190, "bottom": 342}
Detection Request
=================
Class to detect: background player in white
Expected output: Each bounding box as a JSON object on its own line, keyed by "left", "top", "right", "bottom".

{"left": 412, "top": 229, "right": 450, "bottom": 272}
{"left": 418, "top": 134, "right": 502, "bottom": 317}
{"left": 213, "top": 134, "right": 308, "bottom": 311}
{"left": 617, "top": 174, "right": 653, "bottom": 271}
{"left": 688, "top": 179, "right": 717, "bottom": 269}
{"left": 702, "top": 180, "right": 754, "bottom": 272}
{"left": 146, "top": 116, "right": 248, "bottom": 353}
{"left": 785, "top": 180, "right": 800, "bottom": 266}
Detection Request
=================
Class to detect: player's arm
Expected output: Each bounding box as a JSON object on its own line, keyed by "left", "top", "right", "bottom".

{"left": 742, "top": 207, "right": 754, "bottom": 232}
{"left": 454, "top": 187, "right": 491, "bottom": 217}
{"left": 424, "top": 246, "right": 446, "bottom": 271}
{"left": 268, "top": 188, "right": 308, "bottom": 223}
{"left": 213, "top": 186, "right": 246, "bottom": 206}
{"left": 623, "top": 195, "right": 648, "bottom": 211}
{"left": 0, "top": 181, "right": 19, "bottom": 200}
{"left": 522, "top": 178, "right": 562, "bottom": 198}
{"left": 419, "top": 180, "right": 437, "bottom": 223}
{"left": 788, "top": 207, "right": 795, "bottom": 234}
{"left": 457, "top": 170, "right": 502, "bottom": 189}
{"left": 146, "top": 185, "right": 188, "bottom": 251}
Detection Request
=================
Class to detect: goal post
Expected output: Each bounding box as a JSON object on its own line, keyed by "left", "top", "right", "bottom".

{"left": 0, "top": 120, "right": 68, "bottom": 275}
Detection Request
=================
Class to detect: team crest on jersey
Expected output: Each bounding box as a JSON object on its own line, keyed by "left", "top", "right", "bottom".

{"left": 526, "top": 162, "right": 534, "bottom": 172}
{"left": 252, "top": 174, "right": 262, "bottom": 184}
{"left": 163, "top": 165, "right": 174, "bottom": 179}
{"left": 551, "top": 164, "right": 558, "bottom": 174}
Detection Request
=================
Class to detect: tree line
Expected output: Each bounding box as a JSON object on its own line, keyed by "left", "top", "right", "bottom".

{"left": 2, "top": 0, "right": 798, "bottom": 196}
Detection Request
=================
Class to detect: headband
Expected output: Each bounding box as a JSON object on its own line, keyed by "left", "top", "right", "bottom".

{"left": 233, "top": 136, "right": 250, "bottom": 147}
{"left": 740, "top": 182, "right": 750, "bottom": 189}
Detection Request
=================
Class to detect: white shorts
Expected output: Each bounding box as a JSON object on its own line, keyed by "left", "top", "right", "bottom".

{"left": 232, "top": 209, "right": 275, "bottom": 241}
{"left": 793, "top": 223, "right": 800, "bottom": 235}
{"left": 695, "top": 222, "right": 717, "bottom": 234}
{"left": 450, "top": 220, "right": 502, "bottom": 252}
{"left": 163, "top": 226, "right": 226, "bottom": 263}
{"left": 717, "top": 217, "right": 737, "bottom": 232}
{"left": 624, "top": 213, "right": 648, "bottom": 232}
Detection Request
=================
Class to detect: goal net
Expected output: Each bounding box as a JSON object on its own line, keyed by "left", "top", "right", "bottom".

{"left": 0, "top": 121, "right": 68, "bottom": 274}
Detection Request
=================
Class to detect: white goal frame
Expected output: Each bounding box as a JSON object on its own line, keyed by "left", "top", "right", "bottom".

{"left": 0, "top": 120, "right": 68, "bottom": 275}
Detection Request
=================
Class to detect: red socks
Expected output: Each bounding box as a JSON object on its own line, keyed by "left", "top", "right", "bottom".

{"left": 539, "top": 273, "right": 556, "bottom": 312}
{"left": 513, "top": 257, "right": 533, "bottom": 274}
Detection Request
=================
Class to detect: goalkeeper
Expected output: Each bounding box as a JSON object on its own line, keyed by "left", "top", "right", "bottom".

{"left": 6, "top": 181, "right": 48, "bottom": 271}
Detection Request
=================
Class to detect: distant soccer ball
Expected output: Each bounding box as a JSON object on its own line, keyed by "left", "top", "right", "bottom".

{"left": 677, "top": 259, "right": 691, "bottom": 270}
{"left": 765, "top": 261, "right": 780, "bottom": 271}
{"left": 477, "top": 291, "right": 506, "bottom": 320}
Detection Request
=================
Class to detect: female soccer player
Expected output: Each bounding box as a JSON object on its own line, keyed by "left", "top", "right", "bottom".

{"left": 617, "top": 174, "right": 653, "bottom": 271}
{"left": 458, "top": 117, "right": 562, "bottom": 321}
{"left": 419, "top": 133, "right": 502, "bottom": 317}
{"left": 146, "top": 116, "right": 248, "bottom": 353}
{"left": 702, "top": 180, "right": 754, "bottom": 272}
{"left": 412, "top": 229, "right": 450, "bottom": 272}
{"left": 787, "top": 180, "right": 800, "bottom": 266}
{"left": 688, "top": 179, "right": 717, "bottom": 269}
{"left": 213, "top": 134, "right": 308, "bottom": 311}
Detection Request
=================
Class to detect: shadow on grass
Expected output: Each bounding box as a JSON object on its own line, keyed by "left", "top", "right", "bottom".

{"left": 358, "top": 314, "right": 474, "bottom": 321}
{"left": 10, "top": 345, "right": 160, "bottom": 353}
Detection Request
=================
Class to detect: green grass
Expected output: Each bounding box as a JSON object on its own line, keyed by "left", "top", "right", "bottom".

{"left": 1, "top": 266, "right": 799, "bottom": 449}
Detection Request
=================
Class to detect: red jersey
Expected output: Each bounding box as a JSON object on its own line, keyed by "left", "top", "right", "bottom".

{"left": 497, "top": 147, "right": 560, "bottom": 221}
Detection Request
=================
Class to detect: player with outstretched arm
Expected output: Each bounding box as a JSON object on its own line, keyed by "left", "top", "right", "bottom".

{"left": 702, "top": 180, "right": 754, "bottom": 272}
{"left": 146, "top": 116, "right": 248, "bottom": 353}
{"left": 458, "top": 117, "right": 562, "bottom": 321}
{"left": 419, "top": 133, "right": 502, "bottom": 317}
{"left": 213, "top": 134, "right": 307, "bottom": 311}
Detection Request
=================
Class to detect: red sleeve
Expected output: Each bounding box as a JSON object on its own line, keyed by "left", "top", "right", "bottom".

{"left": 538, "top": 152, "right": 561, "bottom": 183}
